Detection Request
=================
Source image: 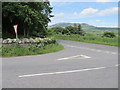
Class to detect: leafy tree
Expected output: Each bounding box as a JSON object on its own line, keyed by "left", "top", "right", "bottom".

{"left": 2, "top": 1, "right": 53, "bottom": 38}
{"left": 73, "top": 24, "right": 85, "bottom": 35}
{"left": 102, "top": 31, "right": 116, "bottom": 38}
{"left": 65, "top": 26, "right": 74, "bottom": 34}
{"left": 50, "top": 24, "right": 85, "bottom": 36}
{"left": 73, "top": 24, "right": 78, "bottom": 34}
{"left": 51, "top": 27, "right": 65, "bottom": 34}
{"left": 47, "top": 28, "right": 55, "bottom": 36}
{"left": 77, "top": 24, "right": 85, "bottom": 35}
{"left": 62, "top": 28, "right": 70, "bottom": 35}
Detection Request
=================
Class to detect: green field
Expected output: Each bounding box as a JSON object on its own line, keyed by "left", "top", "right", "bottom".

{"left": 55, "top": 34, "right": 118, "bottom": 46}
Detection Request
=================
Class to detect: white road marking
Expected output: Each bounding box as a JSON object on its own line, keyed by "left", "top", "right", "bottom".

{"left": 115, "top": 64, "right": 120, "bottom": 67}
{"left": 63, "top": 44, "right": 117, "bottom": 55}
{"left": 57, "top": 54, "right": 91, "bottom": 60}
{"left": 19, "top": 67, "right": 106, "bottom": 78}
{"left": 81, "top": 55, "right": 91, "bottom": 58}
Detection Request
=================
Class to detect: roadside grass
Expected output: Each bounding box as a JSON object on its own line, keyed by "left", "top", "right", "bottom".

{"left": 55, "top": 34, "right": 118, "bottom": 46}
{"left": 2, "top": 43, "right": 64, "bottom": 57}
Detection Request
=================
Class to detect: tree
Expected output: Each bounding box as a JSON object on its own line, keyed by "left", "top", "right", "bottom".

{"left": 51, "top": 27, "right": 65, "bottom": 34}
{"left": 73, "top": 24, "right": 78, "bottom": 34}
{"left": 102, "top": 31, "right": 116, "bottom": 38}
{"left": 77, "top": 24, "right": 85, "bottom": 36}
{"left": 73, "top": 24, "right": 85, "bottom": 35}
{"left": 65, "top": 26, "right": 74, "bottom": 34}
{"left": 2, "top": 1, "right": 53, "bottom": 38}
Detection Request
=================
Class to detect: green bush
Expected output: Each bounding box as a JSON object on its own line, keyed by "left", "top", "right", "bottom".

{"left": 102, "top": 31, "right": 116, "bottom": 38}
{"left": 2, "top": 43, "right": 64, "bottom": 57}
{"left": 50, "top": 24, "right": 85, "bottom": 36}
{"left": 51, "top": 27, "right": 65, "bottom": 34}
{"left": 55, "top": 33, "right": 118, "bottom": 46}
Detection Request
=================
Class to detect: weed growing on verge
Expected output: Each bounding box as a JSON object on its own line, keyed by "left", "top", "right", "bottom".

{"left": 55, "top": 34, "right": 118, "bottom": 46}
{"left": 2, "top": 43, "right": 64, "bottom": 57}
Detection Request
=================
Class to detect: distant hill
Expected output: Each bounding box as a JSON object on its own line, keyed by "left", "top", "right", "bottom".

{"left": 49, "top": 23, "right": 73, "bottom": 28}
{"left": 48, "top": 23, "right": 118, "bottom": 34}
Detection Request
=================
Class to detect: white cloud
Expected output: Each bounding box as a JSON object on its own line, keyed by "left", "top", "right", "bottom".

{"left": 89, "top": 19, "right": 118, "bottom": 27}
{"left": 49, "top": 7, "right": 118, "bottom": 27}
{"left": 80, "top": 8, "right": 98, "bottom": 16}
{"left": 74, "top": 7, "right": 118, "bottom": 18}
{"left": 97, "top": 7, "right": 118, "bottom": 16}
{"left": 52, "top": 7, "right": 118, "bottom": 20}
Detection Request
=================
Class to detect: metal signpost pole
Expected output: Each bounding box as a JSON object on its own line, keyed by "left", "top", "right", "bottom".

{"left": 13, "top": 24, "right": 19, "bottom": 44}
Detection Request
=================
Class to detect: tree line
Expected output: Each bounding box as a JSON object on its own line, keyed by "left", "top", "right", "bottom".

{"left": 49, "top": 24, "right": 86, "bottom": 36}
{"left": 49, "top": 24, "right": 116, "bottom": 38}
{"left": 2, "top": 1, "right": 53, "bottom": 38}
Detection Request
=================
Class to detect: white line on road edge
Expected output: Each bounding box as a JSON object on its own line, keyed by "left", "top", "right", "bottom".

{"left": 57, "top": 55, "right": 91, "bottom": 60}
{"left": 115, "top": 64, "right": 120, "bottom": 67}
{"left": 19, "top": 67, "right": 106, "bottom": 78}
{"left": 63, "top": 44, "right": 117, "bottom": 55}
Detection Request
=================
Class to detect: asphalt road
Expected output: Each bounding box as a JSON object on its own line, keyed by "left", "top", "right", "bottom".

{"left": 2, "top": 40, "right": 118, "bottom": 88}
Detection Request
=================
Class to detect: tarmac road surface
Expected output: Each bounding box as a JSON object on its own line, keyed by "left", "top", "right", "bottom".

{"left": 2, "top": 40, "right": 118, "bottom": 88}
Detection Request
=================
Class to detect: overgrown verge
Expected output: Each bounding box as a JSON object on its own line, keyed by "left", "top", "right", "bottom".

{"left": 55, "top": 34, "right": 118, "bottom": 46}
{"left": 2, "top": 43, "right": 64, "bottom": 57}
{"left": 1, "top": 37, "right": 64, "bottom": 57}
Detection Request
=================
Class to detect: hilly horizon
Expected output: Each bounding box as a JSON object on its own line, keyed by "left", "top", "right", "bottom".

{"left": 48, "top": 22, "right": 118, "bottom": 34}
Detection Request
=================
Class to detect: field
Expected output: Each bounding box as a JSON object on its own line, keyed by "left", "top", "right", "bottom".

{"left": 55, "top": 34, "right": 118, "bottom": 46}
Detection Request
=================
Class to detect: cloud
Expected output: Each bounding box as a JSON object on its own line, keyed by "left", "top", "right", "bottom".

{"left": 49, "top": 7, "right": 118, "bottom": 27}
{"left": 89, "top": 19, "right": 118, "bottom": 27}
{"left": 75, "top": 8, "right": 99, "bottom": 18}
{"left": 97, "top": 7, "right": 118, "bottom": 16}
{"left": 73, "top": 7, "right": 118, "bottom": 18}
{"left": 52, "top": 7, "right": 118, "bottom": 20}
{"left": 80, "top": 8, "right": 98, "bottom": 16}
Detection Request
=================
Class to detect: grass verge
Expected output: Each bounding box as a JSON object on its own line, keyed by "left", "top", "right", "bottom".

{"left": 55, "top": 34, "right": 118, "bottom": 47}
{"left": 1, "top": 43, "right": 64, "bottom": 57}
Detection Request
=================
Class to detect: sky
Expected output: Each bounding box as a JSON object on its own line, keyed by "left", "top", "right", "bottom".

{"left": 48, "top": 0, "right": 119, "bottom": 27}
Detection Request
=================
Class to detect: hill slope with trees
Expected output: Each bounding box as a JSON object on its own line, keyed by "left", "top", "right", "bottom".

{"left": 49, "top": 23, "right": 118, "bottom": 34}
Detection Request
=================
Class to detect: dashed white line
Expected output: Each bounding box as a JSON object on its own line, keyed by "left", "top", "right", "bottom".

{"left": 63, "top": 44, "right": 117, "bottom": 55}
{"left": 115, "top": 64, "right": 120, "bottom": 67}
{"left": 81, "top": 55, "right": 91, "bottom": 59}
{"left": 57, "top": 54, "right": 91, "bottom": 60}
{"left": 19, "top": 67, "right": 106, "bottom": 78}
